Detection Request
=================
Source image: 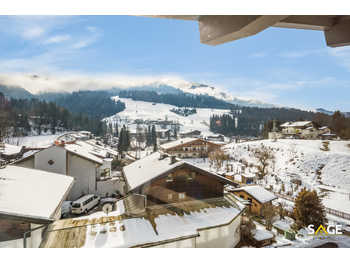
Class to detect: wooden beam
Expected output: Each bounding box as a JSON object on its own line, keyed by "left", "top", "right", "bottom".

{"left": 325, "top": 20, "right": 350, "bottom": 47}
{"left": 275, "top": 15, "right": 336, "bottom": 31}
{"left": 198, "top": 15, "right": 289, "bottom": 46}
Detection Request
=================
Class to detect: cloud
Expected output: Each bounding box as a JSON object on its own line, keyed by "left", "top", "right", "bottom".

{"left": 0, "top": 71, "right": 191, "bottom": 94}
{"left": 328, "top": 46, "right": 350, "bottom": 71}
{"left": 249, "top": 52, "right": 268, "bottom": 58}
{"left": 44, "top": 34, "right": 71, "bottom": 44}
{"left": 279, "top": 48, "right": 326, "bottom": 58}
{"left": 21, "top": 26, "right": 45, "bottom": 39}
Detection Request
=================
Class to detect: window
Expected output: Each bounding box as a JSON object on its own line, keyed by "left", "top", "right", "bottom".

{"left": 48, "top": 160, "right": 54, "bottom": 165}
{"left": 179, "top": 193, "right": 186, "bottom": 200}
{"left": 187, "top": 172, "right": 195, "bottom": 181}
{"left": 166, "top": 174, "right": 173, "bottom": 182}
{"left": 168, "top": 193, "right": 173, "bottom": 200}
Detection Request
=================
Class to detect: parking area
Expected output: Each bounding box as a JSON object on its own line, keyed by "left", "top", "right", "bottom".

{"left": 61, "top": 197, "right": 119, "bottom": 219}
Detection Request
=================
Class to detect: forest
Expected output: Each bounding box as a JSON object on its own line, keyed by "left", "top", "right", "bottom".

{"left": 0, "top": 92, "right": 108, "bottom": 138}
{"left": 210, "top": 106, "right": 319, "bottom": 137}
{"left": 39, "top": 90, "right": 125, "bottom": 119}
{"left": 118, "top": 89, "right": 232, "bottom": 109}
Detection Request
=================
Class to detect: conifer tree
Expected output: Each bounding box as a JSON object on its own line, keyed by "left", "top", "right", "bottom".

{"left": 293, "top": 188, "right": 327, "bottom": 230}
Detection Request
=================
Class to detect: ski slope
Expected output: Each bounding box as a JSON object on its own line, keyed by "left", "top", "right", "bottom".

{"left": 106, "top": 96, "right": 230, "bottom": 134}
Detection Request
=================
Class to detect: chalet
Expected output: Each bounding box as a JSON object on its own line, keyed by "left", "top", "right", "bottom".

{"left": 42, "top": 152, "right": 246, "bottom": 248}
{"left": 280, "top": 121, "right": 314, "bottom": 137}
{"left": 179, "top": 130, "right": 201, "bottom": 138}
{"left": 228, "top": 185, "right": 277, "bottom": 216}
{"left": 160, "top": 138, "right": 221, "bottom": 158}
{"left": 14, "top": 137, "right": 124, "bottom": 200}
{"left": 0, "top": 165, "right": 73, "bottom": 248}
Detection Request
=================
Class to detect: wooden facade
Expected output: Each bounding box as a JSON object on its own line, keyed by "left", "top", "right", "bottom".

{"left": 135, "top": 165, "right": 226, "bottom": 206}
{"left": 231, "top": 190, "right": 272, "bottom": 216}
{"left": 162, "top": 138, "right": 221, "bottom": 158}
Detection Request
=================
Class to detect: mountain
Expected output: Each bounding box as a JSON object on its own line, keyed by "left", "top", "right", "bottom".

{"left": 0, "top": 85, "right": 34, "bottom": 99}
{"left": 316, "top": 108, "right": 334, "bottom": 115}
{"left": 182, "top": 83, "right": 276, "bottom": 108}
{"left": 316, "top": 108, "right": 350, "bottom": 118}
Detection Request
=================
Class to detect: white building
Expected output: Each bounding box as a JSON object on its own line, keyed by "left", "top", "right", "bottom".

{"left": 14, "top": 139, "right": 124, "bottom": 200}
{"left": 0, "top": 165, "right": 73, "bottom": 248}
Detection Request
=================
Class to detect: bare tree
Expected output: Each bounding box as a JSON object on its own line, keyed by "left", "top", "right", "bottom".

{"left": 253, "top": 145, "right": 275, "bottom": 180}
{"left": 209, "top": 149, "right": 230, "bottom": 171}
{"left": 261, "top": 203, "right": 276, "bottom": 230}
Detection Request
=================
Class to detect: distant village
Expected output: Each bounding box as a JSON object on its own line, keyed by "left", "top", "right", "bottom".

{"left": 0, "top": 117, "right": 350, "bottom": 248}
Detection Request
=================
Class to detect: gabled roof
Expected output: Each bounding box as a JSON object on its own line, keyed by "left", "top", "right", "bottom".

{"left": 0, "top": 165, "right": 74, "bottom": 224}
{"left": 123, "top": 152, "right": 237, "bottom": 192}
{"left": 232, "top": 185, "right": 277, "bottom": 204}
{"left": 160, "top": 137, "right": 219, "bottom": 150}
{"left": 160, "top": 138, "right": 199, "bottom": 150}
{"left": 280, "top": 121, "right": 312, "bottom": 128}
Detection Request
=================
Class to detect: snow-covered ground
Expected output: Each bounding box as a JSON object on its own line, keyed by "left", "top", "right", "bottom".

{"left": 8, "top": 133, "right": 63, "bottom": 148}
{"left": 223, "top": 139, "right": 350, "bottom": 192}
{"left": 105, "top": 96, "right": 230, "bottom": 134}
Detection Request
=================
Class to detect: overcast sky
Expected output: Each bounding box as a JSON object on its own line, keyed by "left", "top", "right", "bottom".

{"left": 0, "top": 15, "right": 349, "bottom": 111}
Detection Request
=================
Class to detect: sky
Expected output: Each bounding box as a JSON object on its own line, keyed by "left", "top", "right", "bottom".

{"left": 0, "top": 15, "right": 349, "bottom": 111}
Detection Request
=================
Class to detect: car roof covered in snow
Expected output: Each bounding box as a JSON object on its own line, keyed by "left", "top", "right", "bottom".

{"left": 0, "top": 165, "right": 74, "bottom": 224}
{"left": 123, "top": 152, "right": 236, "bottom": 191}
{"left": 232, "top": 185, "right": 277, "bottom": 204}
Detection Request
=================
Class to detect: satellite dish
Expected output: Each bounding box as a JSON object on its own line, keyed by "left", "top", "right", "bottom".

{"left": 102, "top": 203, "right": 113, "bottom": 216}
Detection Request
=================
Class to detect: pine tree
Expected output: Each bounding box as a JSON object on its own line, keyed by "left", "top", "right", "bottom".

{"left": 293, "top": 188, "right": 327, "bottom": 230}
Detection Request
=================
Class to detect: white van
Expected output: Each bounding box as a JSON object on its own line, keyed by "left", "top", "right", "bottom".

{"left": 71, "top": 194, "right": 100, "bottom": 215}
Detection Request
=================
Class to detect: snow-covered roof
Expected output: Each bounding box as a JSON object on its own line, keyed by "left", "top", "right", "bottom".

{"left": 64, "top": 142, "right": 104, "bottom": 164}
{"left": 123, "top": 152, "right": 235, "bottom": 191}
{"left": 252, "top": 229, "right": 274, "bottom": 241}
{"left": 0, "top": 144, "right": 22, "bottom": 156}
{"left": 0, "top": 165, "right": 73, "bottom": 223}
{"left": 43, "top": 196, "right": 243, "bottom": 248}
{"left": 233, "top": 185, "right": 277, "bottom": 203}
{"left": 160, "top": 137, "right": 199, "bottom": 150}
{"left": 319, "top": 126, "right": 329, "bottom": 130}
{"left": 280, "top": 121, "right": 312, "bottom": 128}
{"left": 273, "top": 218, "right": 293, "bottom": 232}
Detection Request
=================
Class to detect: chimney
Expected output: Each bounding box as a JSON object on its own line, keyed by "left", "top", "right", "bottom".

{"left": 170, "top": 155, "right": 177, "bottom": 165}
{"left": 159, "top": 153, "right": 168, "bottom": 160}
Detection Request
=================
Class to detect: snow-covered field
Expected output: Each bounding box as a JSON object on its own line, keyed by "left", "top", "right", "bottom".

{"left": 223, "top": 139, "right": 350, "bottom": 192}
{"left": 8, "top": 134, "right": 63, "bottom": 148}
{"left": 105, "top": 96, "right": 230, "bottom": 134}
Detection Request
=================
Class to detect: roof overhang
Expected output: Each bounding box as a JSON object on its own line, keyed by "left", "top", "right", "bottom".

{"left": 149, "top": 15, "right": 350, "bottom": 47}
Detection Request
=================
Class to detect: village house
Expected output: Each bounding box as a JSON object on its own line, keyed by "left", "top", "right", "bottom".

{"left": 227, "top": 185, "right": 277, "bottom": 216}
{"left": 280, "top": 121, "right": 314, "bottom": 137}
{"left": 160, "top": 138, "right": 221, "bottom": 158}
{"left": 179, "top": 130, "right": 202, "bottom": 138}
{"left": 268, "top": 121, "right": 336, "bottom": 140}
{"left": 0, "top": 165, "right": 73, "bottom": 248}
{"left": 42, "top": 152, "right": 246, "bottom": 248}
{"left": 14, "top": 135, "right": 124, "bottom": 200}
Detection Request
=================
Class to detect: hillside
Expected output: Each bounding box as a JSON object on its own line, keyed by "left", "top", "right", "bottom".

{"left": 223, "top": 139, "right": 350, "bottom": 192}
{"left": 0, "top": 85, "right": 34, "bottom": 99}
{"left": 104, "top": 96, "right": 230, "bottom": 134}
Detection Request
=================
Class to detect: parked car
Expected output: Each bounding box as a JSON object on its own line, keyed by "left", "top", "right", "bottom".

{"left": 71, "top": 194, "right": 100, "bottom": 215}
